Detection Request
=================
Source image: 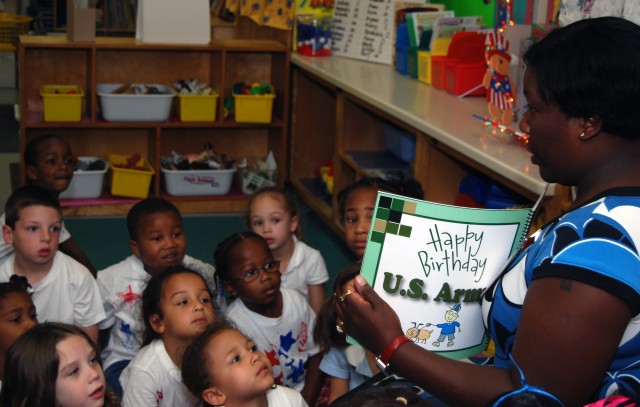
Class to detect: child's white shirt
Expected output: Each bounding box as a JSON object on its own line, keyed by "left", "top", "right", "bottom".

{"left": 120, "top": 338, "right": 199, "bottom": 407}
{"left": 0, "top": 212, "right": 71, "bottom": 263}
{"left": 281, "top": 236, "right": 329, "bottom": 296}
{"left": 225, "top": 287, "right": 319, "bottom": 392}
{"left": 266, "top": 385, "right": 309, "bottom": 406}
{"left": 98, "top": 254, "right": 223, "bottom": 371}
{"left": 0, "top": 251, "right": 105, "bottom": 327}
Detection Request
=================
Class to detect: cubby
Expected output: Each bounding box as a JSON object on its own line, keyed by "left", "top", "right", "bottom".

{"left": 18, "top": 35, "right": 289, "bottom": 216}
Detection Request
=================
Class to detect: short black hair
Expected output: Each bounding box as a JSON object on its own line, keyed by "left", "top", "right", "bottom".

{"left": 4, "top": 186, "right": 62, "bottom": 229}
{"left": 126, "top": 198, "right": 182, "bottom": 241}
{"left": 524, "top": 17, "right": 640, "bottom": 140}
{"left": 23, "top": 133, "right": 70, "bottom": 167}
{"left": 212, "top": 231, "right": 268, "bottom": 282}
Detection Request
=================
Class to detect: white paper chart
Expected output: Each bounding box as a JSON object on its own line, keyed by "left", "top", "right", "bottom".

{"left": 331, "top": 0, "right": 394, "bottom": 65}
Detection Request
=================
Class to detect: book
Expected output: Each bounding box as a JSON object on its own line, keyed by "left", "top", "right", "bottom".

{"left": 429, "top": 16, "right": 485, "bottom": 51}
{"left": 357, "top": 190, "right": 543, "bottom": 360}
{"left": 405, "top": 10, "right": 454, "bottom": 48}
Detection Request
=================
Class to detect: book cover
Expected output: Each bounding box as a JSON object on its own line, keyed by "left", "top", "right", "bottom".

{"left": 358, "top": 191, "right": 533, "bottom": 360}
{"left": 405, "top": 10, "right": 454, "bottom": 48}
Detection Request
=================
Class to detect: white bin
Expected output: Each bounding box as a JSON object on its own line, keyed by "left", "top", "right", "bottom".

{"left": 97, "top": 84, "right": 175, "bottom": 122}
{"left": 162, "top": 167, "right": 237, "bottom": 196}
{"left": 59, "top": 157, "right": 108, "bottom": 199}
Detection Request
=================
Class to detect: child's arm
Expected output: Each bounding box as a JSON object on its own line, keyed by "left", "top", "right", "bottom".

{"left": 82, "top": 324, "right": 99, "bottom": 346}
{"left": 301, "top": 353, "right": 324, "bottom": 406}
{"left": 308, "top": 283, "right": 326, "bottom": 315}
{"left": 59, "top": 237, "right": 97, "bottom": 278}
{"left": 328, "top": 376, "right": 349, "bottom": 404}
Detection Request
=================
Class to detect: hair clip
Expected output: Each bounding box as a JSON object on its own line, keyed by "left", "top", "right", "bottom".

{"left": 395, "top": 396, "right": 408, "bottom": 405}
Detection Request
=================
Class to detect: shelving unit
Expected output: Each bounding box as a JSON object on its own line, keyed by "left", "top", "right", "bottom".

{"left": 18, "top": 35, "right": 290, "bottom": 216}
{"left": 290, "top": 54, "right": 570, "bottom": 236}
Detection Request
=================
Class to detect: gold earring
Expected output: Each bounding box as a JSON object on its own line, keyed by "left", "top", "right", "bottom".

{"left": 579, "top": 132, "right": 585, "bottom": 138}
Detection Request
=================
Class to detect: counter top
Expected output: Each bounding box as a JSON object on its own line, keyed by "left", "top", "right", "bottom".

{"left": 291, "top": 53, "right": 552, "bottom": 197}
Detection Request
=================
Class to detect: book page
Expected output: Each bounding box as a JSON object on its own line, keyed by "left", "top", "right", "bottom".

{"left": 358, "top": 192, "right": 532, "bottom": 359}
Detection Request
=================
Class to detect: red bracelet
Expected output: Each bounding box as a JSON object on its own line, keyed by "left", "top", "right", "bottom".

{"left": 378, "top": 335, "right": 412, "bottom": 365}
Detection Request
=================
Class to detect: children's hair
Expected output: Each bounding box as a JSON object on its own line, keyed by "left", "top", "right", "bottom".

{"left": 0, "top": 274, "right": 33, "bottom": 299}
{"left": 313, "top": 263, "right": 361, "bottom": 353}
{"left": 213, "top": 231, "right": 268, "bottom": 282}
{"left": 3, "top": 185, "right": 62, "bottom": 229}
{"left": 141, "top": 266, "right": 214, "bottom": 346}
{"left": 0, "top": 322, "right": 119, "bottom": 407}
{"left": 486, "top": 391, "right": 565, "bottom": 407}
{"left": 337, "top": 177, "right": 424, "bottom": 223}
{"left": 126, "top": 197, "right": 183, "bottom": 241}
{"left": 246, "top": 186, "right": 302, "bottom": 239}
{"left": 182, "top": 318, "right": 236, "bottom": 404}
{"left": 329, "top": 384, "right": 436, "bottom": 407}
{"left": 23, "top": 133, "right": 70, "bottom": 168}
{"left": 523, "top": 17, "right": 640, "bottom": 141}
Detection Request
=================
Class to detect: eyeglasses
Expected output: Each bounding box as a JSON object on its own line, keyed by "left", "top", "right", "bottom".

{"left": 232, "top": 260, "right": 281, "bottom": 283}
{"left": 491, "top": 354, "right": 565, "bottom": 407}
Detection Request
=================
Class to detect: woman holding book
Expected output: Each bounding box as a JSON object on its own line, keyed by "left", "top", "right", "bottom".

{"left": 336, "top": 16, "right": 640, "bottom": 407}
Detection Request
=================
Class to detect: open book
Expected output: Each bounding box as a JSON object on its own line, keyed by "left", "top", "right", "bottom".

{"left": 358, "top": 191, "right": 542, "bottom": 360}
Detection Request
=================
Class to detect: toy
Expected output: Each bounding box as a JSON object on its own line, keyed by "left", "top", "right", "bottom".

{"left": 483, "top": 30, "right": 515, "bottom": 125}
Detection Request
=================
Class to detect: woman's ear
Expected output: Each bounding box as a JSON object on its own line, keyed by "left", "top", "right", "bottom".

{"left": 149, "top": 313, "right": 164, "bottom": 335}
{"left": 202, "top": 387, "right": 226, "bottom": 406}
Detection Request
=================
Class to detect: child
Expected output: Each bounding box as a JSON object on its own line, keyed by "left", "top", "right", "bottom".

{"left": 0, "top": 133, "right": 97, "bottom": 276}
{"left": 182, "top": 319, "right": 308, "bottom": 407}
{"left": 0, "top": 275, "right": 37, "bottom": 390}
{"left": 246, "top": 186, "right": 329, "bottom": 314}
{"left": 97, "top": 197, "right": 224, "bottom": 398}
{"left": 0, "top": 186, "right": 105, "bottom": 345}
{"left": 313, "top": 263, "right": 378, "bottom": 404}
{"left": 119, "top": 266, "right": 220, "bottom": 407}
{"left": 214, "top": 231, "right": 323, "bottom": 406}
{"left": 0, "top": 322, "right": 120, "bottom": 407}
{"left": 337, "top": 177, "right": 423, "bottom": 260}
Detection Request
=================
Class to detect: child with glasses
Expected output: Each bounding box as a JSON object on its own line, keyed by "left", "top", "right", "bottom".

{"left": 214, "top": 231, "right": 323, "bottom": 406}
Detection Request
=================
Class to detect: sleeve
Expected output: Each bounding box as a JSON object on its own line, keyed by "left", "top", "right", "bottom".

{"left": 319, "top": 347, "right": 351, "bottom": 379}
{"left": 73, "top": 270, "right": 107, "bottom": 327}
{"left": 304, "top": 247, "right": 330, "bottom": 286}
{"left": 121, "top": 366, "right": 161, "bottom": 407}
{"left": 60, "top": 221, "right": 72, "bottom": 244}
{"left": 97, "top": 271, "right": 115, "bottom": 330}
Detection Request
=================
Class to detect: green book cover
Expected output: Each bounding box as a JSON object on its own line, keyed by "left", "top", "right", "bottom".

{"left": 358, "top": 192, "right": 533, "bottom": 360}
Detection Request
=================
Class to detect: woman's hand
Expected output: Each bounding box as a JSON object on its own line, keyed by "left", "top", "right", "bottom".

{"left": 335, "top": 275, "right": 405, "bottom": 355}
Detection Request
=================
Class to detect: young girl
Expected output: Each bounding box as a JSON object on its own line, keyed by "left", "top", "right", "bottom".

{"left": 0, "top": 322, "right": 119, "bottom": 407}
{"left": 214, "top": 231, "right": 323, "bottom": 406}
{"left": 119, "top": 266, "right": 219, "bottom": 407}
{"left": 246, "top": 187, "right": 329, "bottom": 314}
{"left": 313, "top": 263, "right": 378, "bottom": 404}
{"left": 0, "top": 275, "right": 38, "bottom": 389}
{"left": 182, "top": 319, "right": 308, "bottom": 407}
{"left": 337, "top": 177, "right": 423, "bottom": 260}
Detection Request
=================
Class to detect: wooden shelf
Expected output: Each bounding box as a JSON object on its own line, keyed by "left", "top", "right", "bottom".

{"left": 18, "top": 35, "right": 290, "bottom": 216}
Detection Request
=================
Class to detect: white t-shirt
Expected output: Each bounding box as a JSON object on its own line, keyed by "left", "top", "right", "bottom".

{"left": 225, "top": 288, "right": 319, "bottom": 392}
{"left": 98, "top": 254, "right": 223, "bottom": 370}
{"left": 267, "top": 385, "right": 309, "bottom": 407}
{"left": 0, "top": 212, "right": 71, "bottom": 263}
{"left": 120, "top": 339, "right": 199, "bottom": 407}
{"left": 281, "top": 236, "right": 329, "bottom": 296}
{"left": 0, "top": 252, "right": 105, "bottom": 327}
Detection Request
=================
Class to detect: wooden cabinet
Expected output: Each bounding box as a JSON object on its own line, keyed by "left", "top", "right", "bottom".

{"left": 289, "top": 54, "right": 567, "bottom": 236}
{"left": 18, "top": 35, "right": 290, "bottom": 216}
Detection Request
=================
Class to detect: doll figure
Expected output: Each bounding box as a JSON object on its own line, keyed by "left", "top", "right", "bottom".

{"left": 483, "top": 31, "right": 515, "bottom": 125}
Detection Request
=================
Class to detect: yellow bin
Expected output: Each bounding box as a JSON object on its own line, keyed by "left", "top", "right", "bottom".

{"left": 108, "top": 154, "right": 155, "bottom": 199}
{"left": 178, "top": 91, "right": 219, "bottom": 122}
{"left": 233, "top": 93, "right": 276, "bottom": 124}
{"left": 40, "top": 85, "right": 84, "bottom": 122}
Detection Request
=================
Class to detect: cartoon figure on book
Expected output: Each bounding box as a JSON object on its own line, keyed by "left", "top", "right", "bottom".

{"left": 336, "top": 17, "right": 640, "bottom": 406}
{"left": 429, "top": 304, "right": 461, "bottom": 348}
{"left": 483, "top": 30, "right": 514, "bottom": 125}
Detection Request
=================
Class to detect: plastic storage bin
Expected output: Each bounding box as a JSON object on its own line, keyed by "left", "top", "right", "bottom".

{"left": 178, "top": 91, "right": 219, "bottom": 122}
{"left": 59, "top": 157, "right": 107, "bottom": 199}
{"left": 162, "top": 167, "right": 237, "bottom": 196}
{"left": 108, "top": 154, "right": 155, "bottom": 199}
{"left": 97, "top": 84, "right": 175, "bottom": 122}
{"left": 384, "top": 123, "right": 416, "bottom": 163}
{"left": 40, "top": 85, "right": 84, "bottom": 122}
{"left": 233, "top": 93, "right": 276, "bottom": 123}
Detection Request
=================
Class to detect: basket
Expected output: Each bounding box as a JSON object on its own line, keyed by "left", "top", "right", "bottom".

{"left": 0, "top": 13, "right": 32, "bottom": 51}
{"left": 40, "top": 85, "right": 84, "bottom": 122}
{"left": 178, "top": 91, "right": 219, "bottom": 122}
{"left": 108, "top": 154, "right": 155, "bottom": 199}
{"left": 162, "top": 167, "right": 236, "bottom": 196}
{"left": 233, "top": 93, "right": 275, "bottom": 124}
{"left": 59, "top": 157, "right": 108, "bottom": 200}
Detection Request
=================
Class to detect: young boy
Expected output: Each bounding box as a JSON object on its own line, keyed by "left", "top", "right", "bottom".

{"left": 0, "top": 185, "right": 105, "bottom": 344}
{"left": 0, "top": 133, "right": 97, "bottom": 276}
{"left": 97, "top": 197, "right": 224, "bottom": 398}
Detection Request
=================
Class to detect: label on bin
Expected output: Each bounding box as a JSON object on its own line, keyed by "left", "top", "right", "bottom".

{"left": 183, "top": 175, "right": 219, "bottom": 187}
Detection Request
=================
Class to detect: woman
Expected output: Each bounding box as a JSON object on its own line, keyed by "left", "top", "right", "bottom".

{"left": 337, "top": 17, "right": 640, "bottom": 407}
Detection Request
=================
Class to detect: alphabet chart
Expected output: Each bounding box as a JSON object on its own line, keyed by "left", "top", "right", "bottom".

{"left": 331, "top": 0, "right": 395, "bottom": 64}
{"left": 355, "top": 192, "right": 533, "bottom": 359}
